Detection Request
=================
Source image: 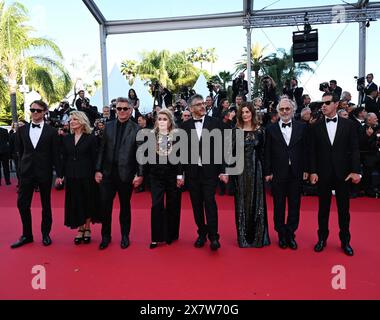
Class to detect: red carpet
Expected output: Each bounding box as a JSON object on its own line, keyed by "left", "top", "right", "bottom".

{"left": 0, "top": 181, "right": 379, "bottom": 300}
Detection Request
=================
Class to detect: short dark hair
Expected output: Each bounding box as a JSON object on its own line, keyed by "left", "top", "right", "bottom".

{"left": 329, "top": 80, "right": 337, "bottom": 85}
{"left": 30, "top": 100, "right": 48, "bottom": 111}
{"left": 322, "top": 92, "right": 340, "bottom": 102}
{"left": 116, "top": 97, "right": 129, "bottom": 104}
{"left": 188, "top": 94, "right": 204, "bottom": 107}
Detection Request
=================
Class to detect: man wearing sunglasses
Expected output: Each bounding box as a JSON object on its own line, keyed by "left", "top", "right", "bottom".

{"left": 95, "top": 97, "right": 143, "bottom": 250}
{"left": 310, "top": 92, "right": 361, "bottom": 256}
{"left": 11, "top": 100, "right": 61, "bottom": 248}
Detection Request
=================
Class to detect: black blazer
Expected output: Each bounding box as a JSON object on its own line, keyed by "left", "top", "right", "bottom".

{"left": 15, "top": 123, "right": 61, "bottom": 181}
{"left": 264, "top": 121, "right": 309, "bottom": 180}
{"left": 365, "top": 82, "right": 378, "bottom": 96}
{"left": 96, "top": 119, "right": 143, "bottom": 182}
{"left": 180, "top": 116, "right": 226, "bottom": 178}
{"left": 60, "top": 133, "right": 97, "bottom": 179}
{"left": 0, "top": 127, "right": 10, "bottom": 155}
{"left": 310, "top": 117, "right": 361, "bottom": 182}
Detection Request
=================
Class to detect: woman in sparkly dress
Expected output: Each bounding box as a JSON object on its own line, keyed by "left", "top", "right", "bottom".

{"left": 233, "top": 102, "right": 270, "bottom": 248}
{"left": 148, "top": 109, "right": 183, "bottom": 249}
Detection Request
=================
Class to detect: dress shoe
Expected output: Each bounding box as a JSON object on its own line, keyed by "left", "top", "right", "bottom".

{"left": 150, "top": 242, "right": 158, "bottom": 249}
{"left": 314, "top": 240, "right": 326, "bottom": 252}
{"left": 42, "top": 235, "right": 52, "bottom": 246}
{"left": 99, "top": 238, "right": 111, "bottom": 250}
{"left": 120, "top": 235, "right": 130, "bottom": 249}
{"left": 194, "top": 237, "right": 206, "bottom": 248}
{"left": 210, "top": 239, "right": 221, "bottom": 251}
{"left": 341, "top": 244, "right": 354, "bottom": 256}
{"left": 11, "top": 236, "right": 34, "bottom": 249}
{"left": 278, "top": 239, "right": 288, "bottom": 249}
{"left": 287, "top": 238, "right": 298, "bottom": 250}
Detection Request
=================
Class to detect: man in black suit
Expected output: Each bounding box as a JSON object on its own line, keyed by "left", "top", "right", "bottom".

{"left": 76, "top": 90, "right": 99, "bottom": 126}
{"left": 264, "top": 97, "right": 309, "bottom": 250}
{"left": 0, "top": 126, "right": 11, "bottom": 186}
{"left": 180, "top": 94, "right": 228, "bottom": 251}
{"left": 95, "top": 97, "right": 144, "bottom": 250}
{"left": 11, "top": 100, "right": 61, "bottom": 248}
{"left": 310, "top": 92, "right": 361, "bottom": 256}
{"left": 329, "top": 80, "right": 342, "bottom": 100}
{"left": 232, "top": 72, "right": 249, "bottom": 102}
{"left": 364, "top": 73, "right": 378, "bottom": 96}
{"left": 283, "top": 78, "right": 304, "bottom": 110}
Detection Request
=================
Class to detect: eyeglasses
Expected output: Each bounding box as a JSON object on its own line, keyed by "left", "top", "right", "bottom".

{"left": 323, "top": 100, "right": 333, "bottom": 105}
{"left": 191, "top": 102, "right": 204, "bottom": 108}
{"left": 116, "top": 107, "right": 131, "bottom": 112}
{"left": 30, "top": 108, "right": 44, "bottom": 113}
{"left": 183, "top": 114, "right": 191, "bottom": 117}
{"left": 278, "top": 107, "right": 291, "bottom": 112}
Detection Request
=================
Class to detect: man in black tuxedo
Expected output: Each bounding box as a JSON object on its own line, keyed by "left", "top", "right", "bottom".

{"left": 310, "top": 92, "right": 361, "bottom": 256}
{"left": 11, "top": 100, "right": 61, "bottom": 248}
{"left": 95, "top": 97, "right": 144, "bottom": 250}
{"left": 264, "top": 97, "right": 309, "bottom": 250}
{"left": 364, "top": 73, "right": 378, "bottom": 96}
{"left": 180, "top": 94, "right": 228, "bottom": 251}
{"left": 0, "top": 126, "right": 11, "bottom": 186}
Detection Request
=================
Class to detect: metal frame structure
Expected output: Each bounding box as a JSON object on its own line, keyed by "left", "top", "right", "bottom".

{"left": 83, "top": 0, "right": 380, "bottom": 105}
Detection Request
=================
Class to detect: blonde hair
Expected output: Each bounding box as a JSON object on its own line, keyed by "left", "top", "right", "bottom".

{"left": 69, "top": 111, "right": 92, "bottom": 134}
{"left": 154, "top": 108, "right": 176, "bottom": 133}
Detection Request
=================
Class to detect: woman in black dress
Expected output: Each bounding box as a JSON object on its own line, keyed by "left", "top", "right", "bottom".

{"left": 56, "top": 111, "right": 99, "bottom": 244}
{"left": 233, "top": 102, "right": 270, "bottom": 248}
{"left": 148, "top": 109, "right": 183, "bottom": 249}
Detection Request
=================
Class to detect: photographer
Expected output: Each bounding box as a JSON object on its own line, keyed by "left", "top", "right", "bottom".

{"left": 261, "top": 75, "right": 278, "bottom": 112}
{"left": 76, "top": 90, "right": 100, "bottom": 127}
{"left": 49, "top": 101, "right": 74, "bottom": 129}
{"left": 329, "top": 80, "right": 342, "bottom": 99}
{"left": 157, "top": 85, "right": 173, "bottom": 109}
{"left": 232, "top": 72, "right": 248, "bottom": 102}
{"left": 359, "top": 113, "right": 380, "bottom": 197}
{"left": 282, "top": 78, "right": 303, "bottom": 110}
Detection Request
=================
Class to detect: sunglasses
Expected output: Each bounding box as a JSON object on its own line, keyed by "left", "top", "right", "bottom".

{"left": 323, "top": 100, "right": 334, "bottom": 105}
{"left": 30, "top": 108, "right": 44, "bottom": 113}
{"left": 279, "top": 107, "right": 291, "bottom": 112}
{"left": 116, "top": 107, "right": 131, "bottom": 112}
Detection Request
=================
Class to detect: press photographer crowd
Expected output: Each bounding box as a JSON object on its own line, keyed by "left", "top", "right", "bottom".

{"left": 0, "top": 72, "right": 379, "bottom": 255}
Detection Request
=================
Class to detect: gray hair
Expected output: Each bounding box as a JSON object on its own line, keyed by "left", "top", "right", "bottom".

{"left": 300, "top": 107, "right": 311, "bottom": 118}
{"left": 188, "top": 94, "right": 204, "bottom": 107}
{"left": 277, "top": 96, "right": 296, "bottom": 112}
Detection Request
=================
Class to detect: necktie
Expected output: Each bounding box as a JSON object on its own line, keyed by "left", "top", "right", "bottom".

{"left": 282, "top": 122, "right": 291, "bottom": 128}
{"left": 326, "top": 118, "right": 337, "bottom": 123}
{"left": 32, "top": 123, "right": 41, "bottom": 128}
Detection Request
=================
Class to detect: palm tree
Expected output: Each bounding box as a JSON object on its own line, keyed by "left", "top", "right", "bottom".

{"left": 235, "top": 43, "right": 271, "bottom": 96}
{"left": 263, "top": 48, "right": 314, "bottom": 90}
{"left": 218, "top": 71, "right": 233, "bottom": 91}
{"left": 120, "top": 59, "right": 139, "bottom": 85}
{"left": 0, "top": 1, "right": 71, "bottom": 123}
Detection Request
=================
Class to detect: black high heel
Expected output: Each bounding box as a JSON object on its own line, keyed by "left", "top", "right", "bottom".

{"left": 74, "top": 229, "right": 84, "bottom": 245}
{"left": 150, "top": 242, "right": 158, "bottom": 249}
{"left": 83, "top": 229, "right": 91, "bottom": 244}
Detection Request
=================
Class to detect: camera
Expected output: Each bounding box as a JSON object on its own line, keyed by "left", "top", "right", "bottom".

{"left": 319, "top": 82, "right": 330, "bottom": 92}
{"left": 355, "top": 76, "right": 365, "bottom": 92}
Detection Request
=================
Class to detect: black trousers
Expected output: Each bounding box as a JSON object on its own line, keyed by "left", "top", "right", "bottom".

{"left": 317, "top": 173, "right": 351, "bottom": 244}
{"left": 271, "top": 166, "right": 302, "bottom": 240}
{"left": 100, "top": 169, "right": 133, "bottom": 239}
{"left": 0, "top": 153, "right": 10, "bottom": 184}
{"left": 150, "top": 173, "right": 181, "bottom": 242}
{"left": 187, "top": 166, "right": 219, "bottom": 241}
{"left": 17, "top": 177, "right": 53, "bottom": 237}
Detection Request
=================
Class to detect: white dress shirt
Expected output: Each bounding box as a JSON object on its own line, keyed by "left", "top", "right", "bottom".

{"left": 29, "top": 121, "right": 45, "bottom": 149}
{"left": 325, "top": 115, "right": 338, "bottom": 145}
{"left": 279, "top": 119, "right": 292, "bottom": 146}
{"left": 194, "top": 116, "right": 205, "bottom": 166}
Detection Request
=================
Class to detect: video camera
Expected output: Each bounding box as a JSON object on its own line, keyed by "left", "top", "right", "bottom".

{"left": 206, "top": 81, "right": 214, "bottom": 93}
{"left": 354, "top": 76, "right": 365, "bottom": 92}
{"left": 319, "top": 82, "right": 330, "bottom": 92}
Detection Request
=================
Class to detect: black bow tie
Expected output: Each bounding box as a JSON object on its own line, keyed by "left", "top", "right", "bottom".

{"left": 193, "top": 119, "right": 203, "bottom": 123}
{"left": 282, "top": 122, "right": 291, "bottom": 128}
{"left": 326, "top": 118, "right": 337, "bottom": 123}
{"left": 32, "top": 123, "right": 41, "bottom": 128}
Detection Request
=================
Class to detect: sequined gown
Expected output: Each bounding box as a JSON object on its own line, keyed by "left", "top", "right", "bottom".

{"left": 233, "top": 128, "right": 270, "bottom": 248}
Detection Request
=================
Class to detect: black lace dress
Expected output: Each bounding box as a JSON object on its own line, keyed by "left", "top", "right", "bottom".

{"left": 233, "top": 128, "right": 270, "bottom": 248}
